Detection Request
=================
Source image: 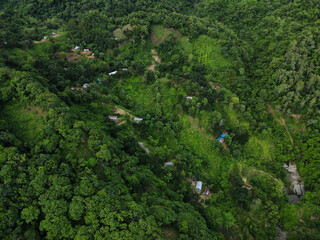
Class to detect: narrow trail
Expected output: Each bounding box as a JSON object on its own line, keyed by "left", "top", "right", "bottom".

{"left": 249, "top": 169, "right": 285, "bottom": 192}
{"left": 267, "top": 104, "right": 294, "bottom": 147}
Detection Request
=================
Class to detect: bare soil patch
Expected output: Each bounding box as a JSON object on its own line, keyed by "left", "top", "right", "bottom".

{"left": 147, "top": 64, "right": 156, "bottom": 71}
{"left": 55, "top": 52, "right": 81, "bottom": 62}
{"left": 151, "top": 50, "right": 161, "bottom": 63}
{"left": 80, "top": 50, "right": 95, "bottom": 59}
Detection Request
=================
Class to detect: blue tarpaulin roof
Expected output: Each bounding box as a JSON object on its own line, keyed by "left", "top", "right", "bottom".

{"left": 217, "top": 137, "right": 221, "bottom": 140}
{"left": 221, "top": 134, "right": 226, "bottom": 138}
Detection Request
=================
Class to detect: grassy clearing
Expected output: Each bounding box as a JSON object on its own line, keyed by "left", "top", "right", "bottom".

{"left": 179, "top": 114, "right": 217, "bottom": 159}
{"left": 224, "top": 105, "right": 250, "bottom": 129}
{"left": 193, "top": 35, "right": 231, "bottom": 70}
{"left": 119, "top": 41, "right": 153, "bottom": 66}
{"left": 151, "top": 25, "right": 185, "bottom": 46}
{"left": 113, "top": 28, "right": 125, "bottom": 39}
{"left": 113, "top": 24, "right": 132, "bottom": 39}
{"left": 122, "top": 77, "right": 183, "bottom": 115}
{"left": 0, "top": 103, "right": 45, "bottom": 145}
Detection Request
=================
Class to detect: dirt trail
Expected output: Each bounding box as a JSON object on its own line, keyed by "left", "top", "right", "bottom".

{"left": 267, "top": 104, "right": 294, "bottom": 147}
{"left": 147, "top": 50, "right": 161, "bottom": 72}
{"left": 249, "top": 169, "right": 285, "bottom": 190}
{"left": 34, "top": 34, "right": 60, "bottom": 44}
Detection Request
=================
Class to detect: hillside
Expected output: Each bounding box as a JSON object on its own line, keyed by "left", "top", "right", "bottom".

{"left": 0, "top": 1, "right": 320, "bottom": 240}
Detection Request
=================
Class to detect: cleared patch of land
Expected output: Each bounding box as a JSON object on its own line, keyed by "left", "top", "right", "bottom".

{"left": 54, "top": 52, "right": 82, "bottom": 62}
{"left": 151, "top": 25, "right": 185, "bottom": 46}
{"left": 113, "top": 24, "right": 133, "bottom": 39}
{"left": 34, "top": 33, "right": 61, "bottom": 44}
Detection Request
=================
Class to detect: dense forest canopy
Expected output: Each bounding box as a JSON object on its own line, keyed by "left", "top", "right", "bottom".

{"left": 0, "top": 0, "right": 320, "bottom": 239}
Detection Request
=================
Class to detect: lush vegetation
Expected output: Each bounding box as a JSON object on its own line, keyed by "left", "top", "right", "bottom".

{"left": 0, "top": 0, "right": 320, "bottom": 239}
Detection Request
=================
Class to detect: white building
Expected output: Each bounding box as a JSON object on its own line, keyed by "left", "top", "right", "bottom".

{"left": 83, "top": 83, "right": 89, "bottom": 89}
{"left": 186, "top": 96, "right": 193, "bottom": 100}
{"left": 164, "top": 162, "right": 174, "bottom": 167}
{"left": 134, "top": 117, "right": 143, "bottom": 122}
{"left": 196, "top": 181, "right": 202, "bottom": 192}
{"left": 109, "top": 116, "right": 118, "bottom": 121}
{"left": 84, "top": 49, "right": 90, "bottom": 52}
{"left": 44, "top": 36, "right": 48, "bottom": 40}
{"left": 74, "top": 45, "right": 80, "bottom": 50}
{"left": 109, "top": 71, "right": 118, "bottom": 76}
{"left": 122, "top": 68, "right": 128, "bottom": 71}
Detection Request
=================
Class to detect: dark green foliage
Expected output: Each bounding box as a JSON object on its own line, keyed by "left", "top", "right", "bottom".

{"left": 0, "top": 0, "right": 320, "bottom": 239}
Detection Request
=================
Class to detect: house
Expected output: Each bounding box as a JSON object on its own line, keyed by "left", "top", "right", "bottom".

{"left": 164, "top": 162, "right": 174, "bottom": 167}
{"left": 186, "top": 96, "right": 193, "bottom": 100}
{"left": 83, "top": 83, "right": 89, "bottom": 89}
{"left": 134, "top": 117, "right": 143, "bottom": 122}
{"left": 52, "top": 32, "right": 57, "bottom": 36}
{"left": 220, "top": 134, "right": 226, "bottom": 138}
{"left": 84, "top": 49, "right": 90, "bottom": 52}
{"left": 204, "top": 187, "right": 210, "bottom": 196}
{"left": 122, "top": 68, "right": 128, "bottom": 71}
{"left": 109, "top": 116, "right": 118, "bottom": 121}
{"left": 91, "top": 53, "right": 95, "bottom": 56}
{"left": 196, "top": 181, "right": 202, "bottom": 192}
{"left": 74, "top": 45, "right": 80, "bottom": 50}
{"left": 44, "top": 36, "right": 48, "bottom": 40}
{"left": 109, "top": 71, "right": 117, "bottom": 76}
{"left": 96, "top": 78, "right": 102, "bottom": 83}
{"left": 217, "top": 137, "right": 224, "bottom": 143}
{"left": 111, "top": 109, "right": 117, "bottom": 113}
{"left": 114, "top": 38, "right": 119, "bottom": 40}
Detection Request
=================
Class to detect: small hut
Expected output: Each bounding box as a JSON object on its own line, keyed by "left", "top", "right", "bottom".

{"left": 196, "top": 181, "right": 202, "bottom": 192}
{"left": 109, "top": 116, "right": 118, "bottom": 121}
{"left": 134, "top": 117, "right": 143, "bottom": 122}
{"left": 164, "top": 162, "right": 174, "bottom": 167}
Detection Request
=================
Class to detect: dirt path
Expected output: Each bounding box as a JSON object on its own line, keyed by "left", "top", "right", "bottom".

{"left": 138, "top": 142, "right": 150, "bottom": 154}
{"left": 147, "top": 50, "right": 161, "bottom": 72}
{"left": 249, "top": 169, "right": 285, "bottom": 191}
{"left": 34, "top": 34, "right": 61, "bottom": 44}
{"left": 267, "top": 104, "right": 294, "bottom": 147}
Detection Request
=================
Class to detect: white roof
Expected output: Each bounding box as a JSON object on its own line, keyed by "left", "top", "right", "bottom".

{"left": 186, "top": 96, "right": 193, "bottom": 99}
{"left": 74, "top": 46, "right": 79, "bottom": 50}
{"left": 83, "top": 83, "right": 89, "bottom": 88}
{"left": 109, "top": 116, "right": 118, "bottom": 120}
{"left": 164, "top": 162, "right": 174, "bottom": 166}
{"left": 84, "top": 49, "right": 90, "bottom": 51}
{"left": 109, "top": 71, "right": 117, "bottom": 75}
{"left": 52, "top": 32, "right": 56, "bottom": 35}
{"left": 122, "top": 68, "right": 128, "bottom": 71}
{"left": 134, "top": 117, "right": 143, "bottom": 121}
{"left": 196, "top": 181, "right": 202, "bottom": 191}
{"left": 44, "top": 36, "right": 47, "bottom": 39}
